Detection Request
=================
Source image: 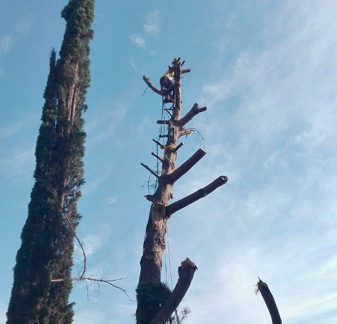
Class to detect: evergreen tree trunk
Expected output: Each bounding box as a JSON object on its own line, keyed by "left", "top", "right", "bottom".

{"left": 6, "top": 1, "right": 95, "bottom": 323}
{"left": 137, "top": 58, "right": 227, "bottom": 324}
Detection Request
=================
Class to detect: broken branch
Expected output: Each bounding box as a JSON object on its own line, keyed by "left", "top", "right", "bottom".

{"left": 256, "top": 278, "right": 282, "bottom": 324}
{"left": 169, "top": 148, "right": 206, "bottom": 183}
{"left": 166, "top": 176, "right": 228, "bottom": 216}
{"left": 178, "top": 103, "right": 207, "bottom": 127}
{"left": 148, "top": 258, "right": 197, "bottom": 324}
{"left": 143, "top": 75, "right": 165, "bottom": 96}
{"left": 141, "top": 163, "right": 159, "bottom": 179}
{"left": 182, "top": 68, "right": 191, "bottom": 74}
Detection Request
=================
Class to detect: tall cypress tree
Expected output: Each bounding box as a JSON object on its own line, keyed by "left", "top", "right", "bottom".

{"left": 6, "top": 1, "right": 95, "bottom": 323}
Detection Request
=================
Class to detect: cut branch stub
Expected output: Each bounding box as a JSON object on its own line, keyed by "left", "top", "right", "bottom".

{"left": 153, "top": 139, "right": 165, "bottom": 149}
{"left": 257, "top": 278, "right": 282, "bottom": 324}
{"left": 148, "top": 258, "right": 197, "bottom": 324}
{"left": 141, "top": 163, "right": 159, "bottom": 179}
{"left": 169, "top": 148, "right": 206, "bottom": 183}
{"left": 166, "top": 176, "right": 228, "bottom": 217}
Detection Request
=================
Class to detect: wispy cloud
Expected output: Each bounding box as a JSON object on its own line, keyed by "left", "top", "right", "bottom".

{"left": 88, "top": 100, "right": 127, "bottom": 145}
{"left": 130, "top": 34, "right": 145, "bottom": 48}
{"left": 130, "top": 57, "right": 137, "bottom": 70}
{"left": 107, "top": 196, "right": 117, "bottom": 205}
{"left": 0, "top": 34, "right": 15, "bottom": 55}
{"left": 143, "top": 10, "right": 161, "bottom": 36}
{"left": 82, "top": 164, "right": 114, "bottom": 195}
{"left": 0, "top": 146, "right": 35, "bottom": 182}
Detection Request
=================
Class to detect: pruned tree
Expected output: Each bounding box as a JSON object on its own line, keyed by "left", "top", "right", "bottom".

{"left": 136, "top": 57, "right": 228, "bottom": 324}
{"left": 6, "top": 1, "right": 95, "bottom": 323}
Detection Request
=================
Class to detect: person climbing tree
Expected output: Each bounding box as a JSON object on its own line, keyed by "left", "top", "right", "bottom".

{"left": 160, "top": 65, "right": 175, "bottom": 103}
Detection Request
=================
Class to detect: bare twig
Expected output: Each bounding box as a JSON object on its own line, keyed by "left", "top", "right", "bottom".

{"left": 51, "top": 276, "right": 131, "bottom": 301}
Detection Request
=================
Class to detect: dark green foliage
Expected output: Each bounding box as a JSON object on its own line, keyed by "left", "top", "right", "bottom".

{"left": 6, "top": 1, "right": 94, "bottom": 323}
{"left": 136, "top": 282, "right": 171, "bottom": 324}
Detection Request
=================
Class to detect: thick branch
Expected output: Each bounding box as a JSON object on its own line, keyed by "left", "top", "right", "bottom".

{"left": 178, "top": 103, "right": 207, "bottom": 127}
{"left": 166, "top": 176, "right": 228, "bottom": 216}
{"left": 169, "top": 148, "right": 206, "bottom": 183}
{"left": 149, "top": 258, "right": 197, "bottom": 324}
{"left": 141, "top": 163, "right": 159, "bottom": 179}
{"left": 257, "top": 278, "right": 282, "bottom": 324}
{"left": 143, "top": 75, "right": 165, "bottom": 96}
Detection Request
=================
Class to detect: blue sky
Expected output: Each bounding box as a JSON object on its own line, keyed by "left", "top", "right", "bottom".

{"left": 1, "top": 1, "right": 337, "bottom": 323}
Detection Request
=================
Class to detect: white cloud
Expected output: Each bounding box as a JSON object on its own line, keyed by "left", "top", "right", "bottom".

{"left": 0, "top": 34, "right": 15, "bottom": 55}
{"left": 143, "top": 10, "right": 161, "bottom": 36}
{"left": 130, "top": 34, "right": 145, "bottom": 48}
{"left": 88, "top": 100, "right": 127, "bottom": 145}
{"left": 107, "top": 196, "right": 117, "bottom": 205}
{"left": 82, "top": 164, "right": 114, "bottom": 195}
{"left": 0, "top": 146, "right": 35, "bottom": 182}
{"left": 130, "top": 57, "right": 137, "bottom": 70}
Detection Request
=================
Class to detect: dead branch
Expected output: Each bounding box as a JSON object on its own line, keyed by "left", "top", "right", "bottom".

{"left": 62, "top": 212, "right": 87, "bottom": 278}
{"left": 151, "top": 152, "right": 164, "bottom": 163}
{"left": 51, "top": 276, "right": 131, "bottom": 300}
{"left": 143, "top": 75, "right": 165, "bottom": 96}
{"left": 166, "top": 176, "right": 228, "bottom": 216}
{"left": 148, "top": 258, "right": 197, "bottom": 324}
{"left": 141, "top": 163, "right": 159, "bottom": 179}
{"left": 178, "top": 103, "right": 207, "bottom": 127}
{"left": 256, "top": 278, "right": 282, "bottom": 324}
{"left": 169, "top": 148, "right": 206, "bottom": 183}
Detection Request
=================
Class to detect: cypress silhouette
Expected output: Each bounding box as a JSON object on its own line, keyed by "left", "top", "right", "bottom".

{"left": 6, "top": 1, "right": 95, "bottom": 323}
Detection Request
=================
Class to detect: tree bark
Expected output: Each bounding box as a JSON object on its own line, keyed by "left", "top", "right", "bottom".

{"left": 148, "top": 259, "right": 197, "bottom": 324}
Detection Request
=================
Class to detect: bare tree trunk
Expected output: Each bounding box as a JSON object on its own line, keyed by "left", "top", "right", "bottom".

{"left": 137, "top": 58, "right": 227, "bottom": 324}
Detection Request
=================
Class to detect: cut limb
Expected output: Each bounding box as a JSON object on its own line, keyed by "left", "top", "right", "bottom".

{"left": 166, "top": 176, "right": 228, "bottom": 216}
{"left": 143, "top": 75, "right": 165, "bottom": 96}
{"left": 257, "top": 278, "right": 282, "bottom": 324}
{"left": 148, "top": 258, "right": 197, "bottom": 324}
